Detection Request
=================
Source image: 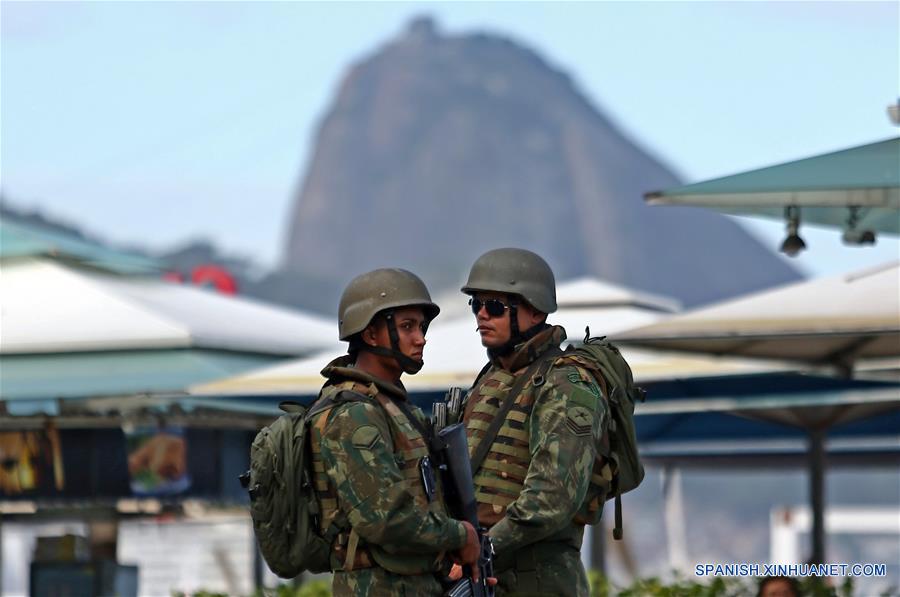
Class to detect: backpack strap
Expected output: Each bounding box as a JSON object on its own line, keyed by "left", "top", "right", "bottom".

{"left": 344, "top": 528, "right": 361, "bottom": 572}
{"left": 278, "top": 400, "right": 305, "bottom": 414}
{"left": 331, "top": 387, "right": 433, "bottom": 452}
{"left": 470, "top": 347, "right": 562, "bottom": 475}
{"left": 593, "top": 362, "right": 627, "bottom": 540}
{"left": 306, "top": 390, "right": 369, "bottom": 570}
{"left": 307, "top": 389, "right": 371, "bottom": 419}
{"left": 305, "top": 398, "right": 332, "bottom": 420}
{"left": 613, "top": 494, "right": 624, "bottom": 541}
{"left": 390, "top": 396, "right": 434, "bottom": 448}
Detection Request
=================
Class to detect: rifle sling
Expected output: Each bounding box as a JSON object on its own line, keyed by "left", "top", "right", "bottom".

{"left": 470, "top": 348, "right": 562, "bottom": 475}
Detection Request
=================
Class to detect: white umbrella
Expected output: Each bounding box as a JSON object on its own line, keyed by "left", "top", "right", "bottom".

{"left": 613, "top": 261, "right": 900, "bottom": 369}
{"left": 645, "top": 137, "right": 900, "bottom": 235}
{"left": 190, "top": 277, "right": 786, "bottom": 396}
{"left": 613, "top": 261, "right": 900, "bottom": 565}
{"left": 0, "top": 257, "right": 336, "bottom": 356}
{"left": 1, "top": 257, "right": 341, "bottom": 408}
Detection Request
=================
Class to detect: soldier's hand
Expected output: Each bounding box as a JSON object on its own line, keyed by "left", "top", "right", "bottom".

{"left": 449, "top": 563, "right": 463, "bottom": 580}
{"left": 454, "top": 521, "right": 480, "bottom": 570}
{"left": 449, "top": 563, "right": 497, "bottom": 587}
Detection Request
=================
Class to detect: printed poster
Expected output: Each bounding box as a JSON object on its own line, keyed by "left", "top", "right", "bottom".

{"left": 0, "top": 427, "right": 65, "bottom": 496}
{"left": 126, "top": 427, "right": 191, "bottom": 496}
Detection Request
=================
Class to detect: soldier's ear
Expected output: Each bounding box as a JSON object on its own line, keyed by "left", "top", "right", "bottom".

{"left": 522, "top": 301, "right": 546, "bottom": 326}
{"left": 364, "top": 321, "right": 385, "bottom": 346}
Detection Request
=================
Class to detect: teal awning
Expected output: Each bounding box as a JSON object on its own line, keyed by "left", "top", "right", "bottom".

{"left": 646, "top": 138, "right": 900, "bottom": 233}
{"left": 0, "top": 217, "right": 162, "bottom": 274}
{"left": 0, "top": 349, "right": 278, "bottom": 414}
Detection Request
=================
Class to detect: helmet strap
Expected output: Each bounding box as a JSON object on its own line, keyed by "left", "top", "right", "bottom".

{"left": 489, "top": 320, "right": 551, "bottom": 359}
{"left": 487, "top": 298, "right": 550, "bottom": 359}
{"left": 509, "top": 300, "right": 520, "bottom": 339}
{"left": 358, "top": 310, "right": 424, "bottom": 374}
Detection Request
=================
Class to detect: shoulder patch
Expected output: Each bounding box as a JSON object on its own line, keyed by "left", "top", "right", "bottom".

{"left": 566, "top": 369, "right": 602, "bottom": 400}
{"left": 351, "top": 425, "right": 382, "bottom": 450}
{"left": 565, "top": 405, "right": 594, "bottom": 437}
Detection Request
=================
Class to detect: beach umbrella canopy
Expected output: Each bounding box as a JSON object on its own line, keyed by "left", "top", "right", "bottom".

{"left": 1, "top": 258, "right": 337, "bottom": 410}
{"left": 613, "top": 262, "right": 900, "bottom": 369}
{"left": 1, "top": 257, "right": 336, "bottom": 356}
{"left": 613, "top": 262, "right": 900, "bottom": 565}
{"left": 190, "top": 277, "right": 784, "bottom": 398}
{"left": 645, "top": 138, "right": 900, "bottom": 234}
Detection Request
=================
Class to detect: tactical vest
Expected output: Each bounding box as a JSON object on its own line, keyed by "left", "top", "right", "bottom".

{"left": 309, "top": 378, "right": 443, "bottom": 575}
{"left": 463, "top": 343, "right": 610, "bottom": 528}
{"left": 463, "top": 367, "right": 534, "bottom": 526}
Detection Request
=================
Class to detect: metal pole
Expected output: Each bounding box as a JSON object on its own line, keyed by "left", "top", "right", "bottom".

{"left": 589, "top": 513, "right": 609, "bottom": 595}
{"left": 253, "top": 536, "right": 264, "bottom": 590}
{"left": 590, "top": 516, "right": 606, "bottom": 575}
{"left": 808, "top": 428, "right": 826, "bottom": 564}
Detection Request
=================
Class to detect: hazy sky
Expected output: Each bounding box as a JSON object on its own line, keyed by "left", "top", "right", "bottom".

{"left": 2, "top": 1, "right": 898, "bottom": 278}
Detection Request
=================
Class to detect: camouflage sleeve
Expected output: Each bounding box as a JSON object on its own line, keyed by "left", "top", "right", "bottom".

{"left": 487, "top": 364, "right": 606, "bottom": 555}
{"left": 320, "top": 400, "right": 467, "bottom": 554}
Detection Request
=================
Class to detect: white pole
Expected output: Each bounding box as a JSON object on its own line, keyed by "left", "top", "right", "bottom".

{"left": 663, "top": 467, "right": 689, "bottom": 571}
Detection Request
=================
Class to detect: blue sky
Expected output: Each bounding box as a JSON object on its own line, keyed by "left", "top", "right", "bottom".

{"left": 2, "top": 1, "right": 898, "bottom": 277}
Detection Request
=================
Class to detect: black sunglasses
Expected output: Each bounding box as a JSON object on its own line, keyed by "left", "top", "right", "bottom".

{"left": 469, "top": 297, "right": 511, "bottom": 317}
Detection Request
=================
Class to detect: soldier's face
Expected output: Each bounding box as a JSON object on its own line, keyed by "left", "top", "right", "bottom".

{"left": 370, "top": 307, "right": 428, "bottom": 361}
{"left": 472, "top": 292, "right": 542, "bottom": 348}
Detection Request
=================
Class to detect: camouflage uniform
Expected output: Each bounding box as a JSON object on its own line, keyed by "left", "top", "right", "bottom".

{"left": 309, "top": 355, "right": 467, "bottom": 597}
{"left": 462, "top": 325, "right": 608, "bottom": 597}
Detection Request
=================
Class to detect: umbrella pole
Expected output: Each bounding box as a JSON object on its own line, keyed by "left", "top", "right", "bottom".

{"left": 254, "top": 536, "right": 264, "bottom": 590}
{"left": 590, "top": 515, "right": 605, "bottom": 575}
{"left": 808, "top": 428, "right": 826, "bottom": 564}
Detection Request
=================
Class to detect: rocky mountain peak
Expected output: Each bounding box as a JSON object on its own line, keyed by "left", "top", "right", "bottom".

{"left": 271, "top": 17, "right": 799, "bottom": 315}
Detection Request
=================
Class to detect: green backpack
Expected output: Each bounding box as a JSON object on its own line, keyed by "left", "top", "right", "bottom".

{"left": 565, "top": 332, "right": 645, "bottom": 539}
{"left": 240, "top": 400, "right": 338, "bottom": 578}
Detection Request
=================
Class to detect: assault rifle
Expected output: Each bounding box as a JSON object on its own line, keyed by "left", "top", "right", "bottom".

{"left": 432, "top": 421, "right": 495, "bottom": 597}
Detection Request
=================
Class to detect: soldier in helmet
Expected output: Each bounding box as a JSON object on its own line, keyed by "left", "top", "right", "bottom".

{"left": 456, "top": 248, "right": 608, "bottom": 596}
{"left": 307, "top": 268, "right": 481, "bottom": 596}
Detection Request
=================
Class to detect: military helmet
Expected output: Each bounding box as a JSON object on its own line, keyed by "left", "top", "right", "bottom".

{"left": 461, "top": 248, "right": 557, "bottom": 314}
{"left": 338, "top": 268, "right": 440, "bottom": 340}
